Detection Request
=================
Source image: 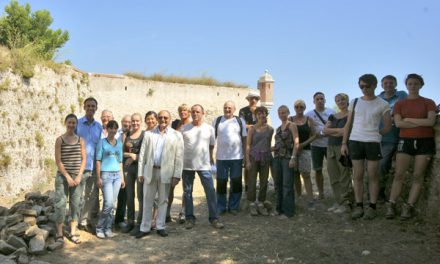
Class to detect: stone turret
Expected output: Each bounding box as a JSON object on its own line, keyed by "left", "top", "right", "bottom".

{"left": 257, "top": 70, "right": 274, "bottom": 112}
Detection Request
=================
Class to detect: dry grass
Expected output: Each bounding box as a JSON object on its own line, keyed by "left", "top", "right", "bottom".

{"left": 125, "top": 72, "right": 248, "bottom": 88}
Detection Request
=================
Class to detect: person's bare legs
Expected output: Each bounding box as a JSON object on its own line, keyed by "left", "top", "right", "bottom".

{"left": 388, "top": 154, "right": 412, "bottom": 202}
{"left": 407, "top": 155, "right": 432, "bottom": 205}
{"left": 295, "top": 172, "right": 302, "bottom": 197}
{"left": 301, "top": 172, "right": 313, "bottom": 201}
{"left": 352, "top": 160, "right": 365, "bottom": 204}
{"left": 366, "top": 160, "right": 379, "bottom": 204}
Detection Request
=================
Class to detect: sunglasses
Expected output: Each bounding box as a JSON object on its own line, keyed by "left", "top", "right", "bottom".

{"left": 359, "top": 84, "right": 371, "bottom": 89}
{"left": 295, "top": 105, "right": 305, "bottom": 109}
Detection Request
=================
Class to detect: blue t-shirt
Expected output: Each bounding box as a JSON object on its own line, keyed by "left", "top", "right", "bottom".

{"left": 379, "top": 90, "right": 408, "bottom": 143}
{"left": 96, "top": 138, "right": 123, "bottom": 172}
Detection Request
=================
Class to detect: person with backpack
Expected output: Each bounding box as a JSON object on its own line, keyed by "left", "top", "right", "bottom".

{"left": 213, "top": 101, "right": 247, "bottom": 215}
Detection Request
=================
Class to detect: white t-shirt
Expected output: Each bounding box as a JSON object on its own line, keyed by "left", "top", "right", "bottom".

{"left": 305, "top": 108, "right": 336, "bottom": 147}
{"left": 212, "top": 116, "right": 247, "bottom": 160}
{"left": 182, "top": 123, "right": 215, "bottom": 170}
{"left": 349, "top": 97, "right": 390, "bottom": 143}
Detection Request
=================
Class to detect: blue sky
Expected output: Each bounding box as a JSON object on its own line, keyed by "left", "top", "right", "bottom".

{"left": 2, "top": 0, "right": 439, "bottom": 126}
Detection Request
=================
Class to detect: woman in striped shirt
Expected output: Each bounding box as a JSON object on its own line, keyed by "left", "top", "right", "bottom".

{"left": 54, "top": 114, "right": 86, "bottom": 245}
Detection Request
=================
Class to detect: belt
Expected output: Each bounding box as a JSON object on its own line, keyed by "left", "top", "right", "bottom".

{"left": 153, "top": 165, "right": 161, "bottom": 169}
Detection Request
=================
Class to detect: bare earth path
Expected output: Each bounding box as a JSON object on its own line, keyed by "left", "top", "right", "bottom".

{"left": 35, "top": 177, "right": 440, "bottom": 264}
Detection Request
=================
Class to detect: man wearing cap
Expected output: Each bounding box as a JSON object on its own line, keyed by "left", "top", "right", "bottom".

{"left": 239, "top": 90, "right": 260, "bottom": 192}
{"left": 305, "top": 92, "right": 335, "bottom": 200}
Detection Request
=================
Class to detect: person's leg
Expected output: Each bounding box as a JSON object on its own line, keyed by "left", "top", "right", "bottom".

{"left": 78, "top": 171, "right": 92, "bottom": 226}
{"left": 156, "top": 173, "right": 171, "bottom": 231}
{"left": 311, "top": 146, "right": 326, "bottom": 199}
{"left": 352, "top": 160, "right": 365, "bottom": 204}
{"left": 216, "top": 160, "right": 229, "bottom": 214}
{"left": 89, "top": 170, "right": 100, "bottom": 226}
{"left": 326, "top": 145, "right": 342, "bottom": 204}
{"left": 69, "top": 176, "right": 85, "bottom": 236}
{"left": 140, "top": 171, "right": 158, "bottom": 232}
{"left": 366, "top": 160, "right": 380, "bottom": 204}
{"left": 294, "top": 171, "right": 302, "bottom": 197}
{"left": 166, "top": 184, "right": 175, "bottom": 219}
{"left": 378, "top": 142, "right": 396, "bottom": 200}
{"left": 54, "top": 173, "right": 68, "bottom": 237}
{"left": 124, "top": 165, "right": 137, "bottom": 227}
{"left": 106, "top": 172, "right": 121, "bottom": 234}
{"left": 114, "top": 171, "right": 127, "bottom": 225}
{"left": 246, "top": 159, "right": 258, "bottom": 202}
{"left": 389, "top": 154, "right": 412, "bottom": 202}
{"left": 135, "top": 164, "right": 144, "bottom": 226}
{"left": 96, "top": 172, "right": 112, "bottom": 234}
{"left": 228, "top": 159, "right": 243, "bottom": 211}
{"left": 257, "top": 163, "right": 270, "bottom": 203}
{"left": 281, "top": 158, "right": 295, "bottom": 217}
{"left": 272, "top": 157, "right": 283, "bottom": 214}
{"left": 407, "top": 155, "right": 432, "bottom": 205}
{"left": 198, "top": 170, "right": 219, "bottom": 222}
{"left": 182, "top": 170, "right": 196, "bottom": 220}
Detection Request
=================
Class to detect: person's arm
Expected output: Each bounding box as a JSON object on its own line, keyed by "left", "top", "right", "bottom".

{"left": 95, "top": 139, "right": 103, "bottom": 188}
{"left": 137, "top": 136, "right": 147, "bottom": 183}
{"left": 119, "top": 163, "right": 125, "bottom": 189}
{"left": 245, "top": 126, "right": 254, "bottom": 170}
{"left": 323, "top": 117, "right": 345, "bottom": 137}
{"left": 379, "top": 110, "right": 392, "bottom": 135}
{"left": 172, "top": 133, "right": 184, "bottom": 187}
{"left": 403, "top": 111, "right": 437, "bottom": 127}
{"left": 55, "top": 137, "right": 75, "bottom": 187}
{"left": 289, "top": 123, "right": 299, "bottom": 168}
{"left": 394, "top": 114, "right": 418, "bottom": 128}
{"left": 74, "top": 138, "right": 87, "bottom": 185}
{"left": 340, "top": 111, "right": 353, "bottom": 156}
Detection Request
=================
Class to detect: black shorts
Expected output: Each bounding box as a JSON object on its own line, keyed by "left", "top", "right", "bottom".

{"left": 348, "top": 140, "right": 382, "bottom": 161}
{"left": 397, "top": 138, "right": 436, "bottom": 156}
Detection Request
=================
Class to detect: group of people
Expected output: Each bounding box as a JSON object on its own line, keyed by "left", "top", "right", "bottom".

{"left": 52, "top": 72, "right": 437, "bottom": 246}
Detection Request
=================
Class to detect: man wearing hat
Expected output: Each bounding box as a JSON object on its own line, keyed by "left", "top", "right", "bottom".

{"left": 239, "top": 90, "right": 261, "bottom": 192}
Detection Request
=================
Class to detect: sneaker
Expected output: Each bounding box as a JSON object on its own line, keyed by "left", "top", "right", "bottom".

{"left": 96, "top": 232, "right": 105, "bottom": 239}
{"left": 178, "top": 212, "right": 186, "bottom": 224}
{"left": 249, "top": 203, "right": 259, "bottom": 216}
{"left": 278, "top": 214, "right": 289, "bottom": 220}
{"left": 307, "top": 200, "right": 316, "bottom": 211}
{"left": 351, "top": 206, "right": 364, "bottom": 220}
{"left": 211, "top": 219, "right": 224, "bottom": 229}
{"left": 105, "top": 231, "right": 116, "bottom": 238}
{"left": 363, "top": 206, "right": 377, "bottom": 220}
{"left": 327, "top": 203, "right": 339, "bottom": 212}
{"left": 334, "top": 204, "right": 349, "bottom": 214}
{"left": 257, "top": 203, "right": 269, "bottom": 216}
{"left": 121, "top": 224, "right": 134, "bottom": 233}
{"left": 185, "top": 219, "right": 195, "bottom": 229}
{"left": 400, "top": 203, "right": 414, "bottom": 220}
{"left": 385, "top": 202, "right": 396, "bottom": 219}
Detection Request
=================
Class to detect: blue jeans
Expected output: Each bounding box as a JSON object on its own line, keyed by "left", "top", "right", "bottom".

{"left": 216, "top": 159, "right": 243, "bottom": 212}
{"left": 183, "top": 170, "right": 219, "bottom": 222}
{"left": 272, "top": 157, "right": 295, "bottom": 217}
{"left": 379, "top": 142, "right": 397, "bottom": 189}
{"left": 96, "top": 171, "right": 121, "bottom": 233}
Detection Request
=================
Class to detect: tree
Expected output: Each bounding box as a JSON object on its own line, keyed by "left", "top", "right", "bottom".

{"left": 0, "top": 0, "right": 69, "bottom": 60}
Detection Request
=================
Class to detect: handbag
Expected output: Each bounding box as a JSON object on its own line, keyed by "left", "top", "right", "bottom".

{"left": 339, "top": 98, "right": 358, "bottom": 168}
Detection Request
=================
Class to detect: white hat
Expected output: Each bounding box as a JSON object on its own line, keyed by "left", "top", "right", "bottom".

{"left": 246, "top": 90, "right": 261, "bottom": 100}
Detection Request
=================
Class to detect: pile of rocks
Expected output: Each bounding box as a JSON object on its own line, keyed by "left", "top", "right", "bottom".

{"left": 0, "top": 191, "right": 59, "bottom": 264}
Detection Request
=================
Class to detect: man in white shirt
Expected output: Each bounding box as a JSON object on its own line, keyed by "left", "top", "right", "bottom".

{"left": 182, "top": 104, "right": 224, "bottom": 229}
{"left": 306, "top": 92, "right": 335, "bottom": 199}
{"left": 341, "top": 74, "right": 391, "bottom": 220}
{"left": 213, "top": 101, "right": 247, "bottom": 215}
{"left": 136, "top": 110, "right": 184, "bottom": 238}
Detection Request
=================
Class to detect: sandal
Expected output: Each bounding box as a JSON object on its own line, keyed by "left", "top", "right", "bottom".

{"left": 55, "top": 235, "right": 64, "bottom": 243}
{"left": 65, "top": 232, "right": 81, "bottom": 244}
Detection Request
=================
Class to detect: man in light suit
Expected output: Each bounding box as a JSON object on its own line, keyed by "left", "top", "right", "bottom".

{"left": 136, "top": 110, "right": 184, "bottom": 238}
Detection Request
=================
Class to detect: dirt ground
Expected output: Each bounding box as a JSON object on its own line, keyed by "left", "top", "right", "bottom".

{"left": 14, "top": 173, "right": 440, "bottom": 264}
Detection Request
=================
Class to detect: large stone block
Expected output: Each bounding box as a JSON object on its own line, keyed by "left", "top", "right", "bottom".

{"left": 6, "top": 214, "right": 24, "bottom": 226}
{"left": 23, "top": 216, "right": 37, "bottom": 226}
{"left": 25, "top": 226, "right": 49, "bottom": 240}
{"left": 6, "top": 222, "right": 30, "bottom": 237}
{"left": 6, "top": 234, "right": 28, "bottom": 249}
{"left": 25, "top": 191, "right": 42, "bottom": 201}
{"left": 17, "top": 209, "right": 38, "bottom": 217}
{"left": 31, "top": 205, "right": 43, "bottom": 216}
{"left": 0, "top": 205, "right": 8, "bottom": 216}
{"left": 8, "top": 201, "right": 33, "bottom": 215}
{"left": 28, "top": 234, "right": 46, "bottom": 255}
{"left": 0, "top": 240, "right": 17, "bottom": 255}
{"left": 0, "top": 254, "right": 16, "bottom": 264}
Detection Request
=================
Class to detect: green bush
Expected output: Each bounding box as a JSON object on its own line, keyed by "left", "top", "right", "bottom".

{"left": 35, "top": 131, "right": 44, "bottom": 148}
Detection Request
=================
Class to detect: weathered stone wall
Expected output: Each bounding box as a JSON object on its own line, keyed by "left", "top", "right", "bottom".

{"left": 424, "top": 115, "right": 440, "bottom": 222}
{"left": 0, "top": 66, "right": 252, "bottom": 197}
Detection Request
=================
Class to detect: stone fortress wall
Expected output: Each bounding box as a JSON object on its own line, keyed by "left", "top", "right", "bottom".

{"left": 0, "top": 65, "right": 265, "bottom": 197}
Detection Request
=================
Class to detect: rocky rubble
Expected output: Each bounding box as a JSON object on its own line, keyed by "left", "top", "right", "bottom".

{"left": 0, "top": 191, "right": 57, "bottom": 264}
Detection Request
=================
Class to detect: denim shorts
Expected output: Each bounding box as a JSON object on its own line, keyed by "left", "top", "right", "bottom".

{"left": 311, "top": 146, "right": 327, "bottom": 170}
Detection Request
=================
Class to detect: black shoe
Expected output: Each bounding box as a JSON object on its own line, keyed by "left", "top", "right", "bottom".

{"left": 78, "top": 224, "right": 94, "bottom": 234}
{"left": 121, "top": 224, "right": 134, "bottom": 233}
{"left": 135, "top": 231, "right": 150, "bottom": 239}
{"left": 165, "top": 216, "right": 172, "bottom": 223}
{"left": 156, "top": 229, "right": 168, "bottom": 237}
{"left": 129, "top": 225, "right": 140, "bottom": 236}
